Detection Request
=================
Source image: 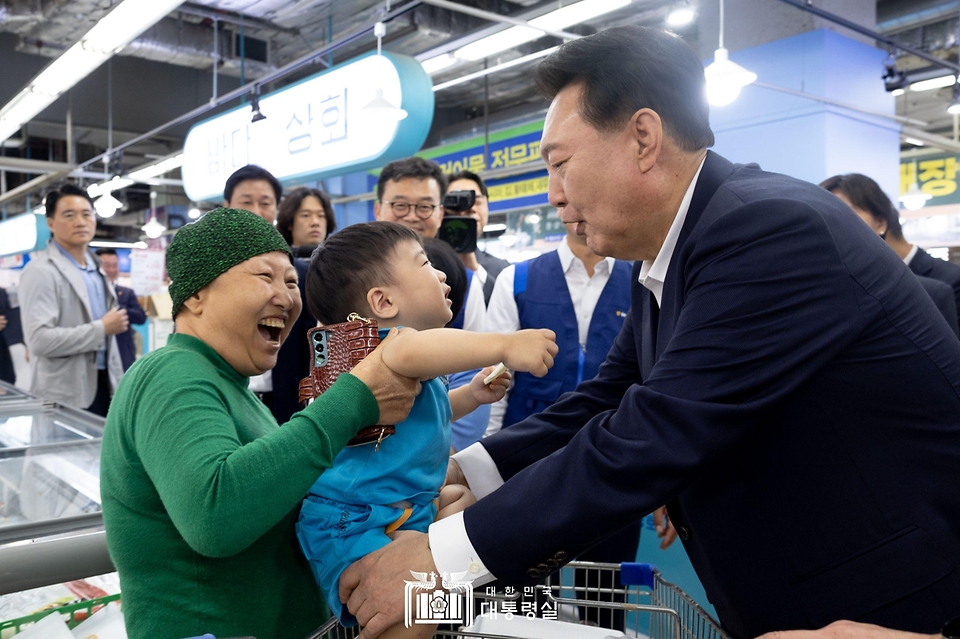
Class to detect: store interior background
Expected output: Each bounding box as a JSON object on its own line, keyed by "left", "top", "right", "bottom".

{"left": 0, "top": 0, "right": 958, "bottom": 617}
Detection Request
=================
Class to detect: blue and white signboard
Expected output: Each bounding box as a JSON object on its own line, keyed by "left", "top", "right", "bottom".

{"left": 182, "top": 52, "right": 434, "bottom": 202}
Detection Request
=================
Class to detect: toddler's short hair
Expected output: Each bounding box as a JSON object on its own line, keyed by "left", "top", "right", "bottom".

{"left": 306, "top": 221, "right": 422, "bottom": 325}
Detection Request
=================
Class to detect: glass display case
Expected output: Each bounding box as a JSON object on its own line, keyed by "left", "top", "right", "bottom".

{"left": 0, "top": 384, "right": 111, "bottom": 596}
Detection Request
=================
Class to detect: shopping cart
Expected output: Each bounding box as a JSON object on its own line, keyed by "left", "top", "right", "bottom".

{"left": 305, "top": 561, "right": 727, "bottom": 639}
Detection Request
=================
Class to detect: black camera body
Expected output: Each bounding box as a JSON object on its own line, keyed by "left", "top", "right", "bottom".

{"left": 439, "top": 190, "right": 479, "bottom": 254}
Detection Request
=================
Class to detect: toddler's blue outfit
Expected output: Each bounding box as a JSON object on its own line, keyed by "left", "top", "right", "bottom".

{"left": 296, "top": 329, "right": 452, "bottom": 626}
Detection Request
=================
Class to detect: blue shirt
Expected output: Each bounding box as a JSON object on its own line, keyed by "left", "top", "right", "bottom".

{"left": 307, "top": 329, "right": 452, "bottom": 507}
{"left": 53, "top": 241, "right": 108, "bottom": 369}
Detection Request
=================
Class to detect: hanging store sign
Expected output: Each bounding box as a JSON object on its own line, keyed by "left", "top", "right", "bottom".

{"left": 900, "top": 155, "right": 960, "bottom": 207}
{"left": 182, "top": 52, "right": 434, "bottom": 202}
{"left": 418, "top": 120, "right": 549, "bottom": 213}
{"left": 0, "top": 214, "right": 51, "bottom": 258}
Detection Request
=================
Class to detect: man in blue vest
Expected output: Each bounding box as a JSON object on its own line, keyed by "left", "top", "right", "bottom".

{"left": 485, "top": 221, "right": 638, "bottom": 628}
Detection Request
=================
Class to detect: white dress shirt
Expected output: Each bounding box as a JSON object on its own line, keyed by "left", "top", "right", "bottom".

{"left": 462, "top": 265, "right": 487, "bottom": 332}
{"left": 429, "top": 157, "right": 706, "bottom": 585}
{"left": 482, "top": 236, "right": 617, "bottom": 436}
{"left": 903, "top": 244, "right": 918, "bottom": 266}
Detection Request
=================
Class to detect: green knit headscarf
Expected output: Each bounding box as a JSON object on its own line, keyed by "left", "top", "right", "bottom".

{"left": 167, "top": 207, "right": 293, "bottom": 316}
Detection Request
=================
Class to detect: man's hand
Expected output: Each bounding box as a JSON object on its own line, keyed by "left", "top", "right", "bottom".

{"left": 0, "top": 315, "right": 7, "bottom": 332}
{"left": 756, "top": 620, "right": 937, "bottom": 639}
{"left": 444, "top": 458, "right": 469, "bottom": 489}
{"left": 351, "top": 328, "right": 422, "bottom": 425}
{"left": 653, "top": 506, "right": 678, "bottom": 550}
{"left": 501, "top": 329, "right": 558, "bottom": 378}
{"left": 101, "top": 308, "right": 129, "bottom": 336}
{"left": 339, "top": 530, "right": 436, "bottom": 639}
{"left": 468, "top": 365, "right": 511, "bottom": 406}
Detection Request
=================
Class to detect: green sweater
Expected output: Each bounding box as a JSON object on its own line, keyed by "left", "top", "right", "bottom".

{"left": 100, "top": 333, "right": 378, "bottom": 639}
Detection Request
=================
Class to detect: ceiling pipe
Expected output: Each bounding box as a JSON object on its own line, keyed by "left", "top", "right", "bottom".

{"left": 900, "top": 126, "right": 960, "bottom": 153}
{"left": 772, "top": 0, "right": 960, "bottom": 74}
{"left": 419, "top": 0, "right": 584, "bottom": 42}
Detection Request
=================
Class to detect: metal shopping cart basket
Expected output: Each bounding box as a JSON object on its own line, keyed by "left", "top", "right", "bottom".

{"left": 305, "top": 561, "right": 728, "bottom": 639}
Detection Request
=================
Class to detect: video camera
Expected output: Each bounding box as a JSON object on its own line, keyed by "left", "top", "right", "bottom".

{"left": 439, "top": 190, "right": 479, "bottom": 254}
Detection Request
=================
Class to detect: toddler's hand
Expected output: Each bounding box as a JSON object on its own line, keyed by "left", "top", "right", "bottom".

{"left": 438, "top": 484, "right": 478, "bottom": 519}
{"left": 469, "top": 365, "right": 511, "bottom": 405}
{"left": 502, "top": 329, "right": 558, "bottom": 377}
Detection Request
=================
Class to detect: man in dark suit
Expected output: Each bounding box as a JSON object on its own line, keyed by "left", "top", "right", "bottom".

{"left": 96, "top": 249, "right": 147, "bottom": 371}
{"left": 820, "top": 174, "right": 960, "bottom": 337}
{"left": 339, "top": 27, "right": 960, "bottom": 639}
{"left": 0, "top": 288, "right": 16, "bottom": 384}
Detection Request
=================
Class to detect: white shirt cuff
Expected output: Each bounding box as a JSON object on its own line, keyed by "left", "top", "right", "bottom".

{"left": 429, "top": 512, "right": 495, "bottom": 586}
{"left": 452, "top": 443, "right": 504, "bottom": 499}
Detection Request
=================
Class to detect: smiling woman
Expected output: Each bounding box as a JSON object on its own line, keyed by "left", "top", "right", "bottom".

{"left": 98, "top": 208, "right": 421, "bottom": 639}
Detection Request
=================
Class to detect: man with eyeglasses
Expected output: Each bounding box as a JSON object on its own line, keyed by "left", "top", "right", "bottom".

{"left": 373, "top": 157, "right": 447, "bottom": 238}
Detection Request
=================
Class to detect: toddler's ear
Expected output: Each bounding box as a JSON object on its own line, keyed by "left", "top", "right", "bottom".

{"left": 366, "top": 286, "right": 399, "bottom": 321}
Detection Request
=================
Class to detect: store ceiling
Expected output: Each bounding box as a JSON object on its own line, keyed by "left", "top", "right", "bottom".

{"left": 0, "top": 0, "right": 957, "bottom": 215}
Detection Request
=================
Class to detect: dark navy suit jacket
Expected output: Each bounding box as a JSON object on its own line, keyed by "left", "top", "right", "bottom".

{"left": 917, "top": 275, "right": 959, "bottom": 336}
{"left": 463, "top": 152, "right": 960, "bottom": 637}
{"left": 270, "top": 258, "right": 314, "bottom": 425}
{"left": 114, "top": 285, "right": 147, "bottom": 371}
{"left": 909, "top": 248, "right": 960, "bottom": 323}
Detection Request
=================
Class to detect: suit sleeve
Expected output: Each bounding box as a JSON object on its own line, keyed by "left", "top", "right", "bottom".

{"left": 480, "top": 300, "right": 641, "bottom": 482}
{"left": 463, "top": 200, "right": 869, "bottom": 584}
{"left": 20, "top": 264, "right": 105, "bottom": 358}
{"left": 121, "top": 288, "right": 147, "bottom": 325}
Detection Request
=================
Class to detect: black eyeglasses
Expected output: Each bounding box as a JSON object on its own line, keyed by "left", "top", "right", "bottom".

{"left": 382, "top": 201, "right": 438, "bottom": 220}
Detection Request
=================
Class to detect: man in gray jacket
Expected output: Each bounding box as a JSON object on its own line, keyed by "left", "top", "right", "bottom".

{"left": 20, "top": 184, "right": 128, "bottom": 415}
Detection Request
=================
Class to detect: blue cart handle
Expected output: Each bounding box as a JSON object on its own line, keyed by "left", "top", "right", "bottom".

{"left": 620, "top": 562, "right": 658, "bottom": 588}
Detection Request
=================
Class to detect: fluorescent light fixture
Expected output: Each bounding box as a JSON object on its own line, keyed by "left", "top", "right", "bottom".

{"left": 87, "top": 176, "right": 134, "bottom": 198}
{"left": 94, "top": 193, "right": 123, "bottom": 218}
{"left": 908, "top": 75, "right": 955, "bottom": 92}
{"left": 434, "top": 47, "right": 558, "bottom": 92}
{"left": 127, "top": 153, "right": 184, "bottom": 182}
{"left": 0, "top": 0, "right": 186, "bottom": 145}
{"left": 704, "top": 48, "right": 757, "bottom": 106}
{"left": 903, "top": 137, "right": 925, "bottom": 146}
{"left": 432, "top": 0, "right": 629, "bottom": 64}
{"left": 421, "top": 53, "right": 458, "bottom": 75}
{"left": 667, "top": 6, "right": 695, "bottom": 26}
{"left": 90, "top": 240, "right": 148, "bottom": 249}
{"left": 483, "top": 223, "right": 507, "bottom": 233}
{"left": 891, "top": 88, "right": 905, "bottom": 97}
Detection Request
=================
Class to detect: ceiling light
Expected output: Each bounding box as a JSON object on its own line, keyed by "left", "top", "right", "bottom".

{"left": 891, "top": 88, "right": 905, "bottom": 96}
{"left": 899, "top": 161, "right": 931, "bottom": 211}
{"left": 948, "top": 84, "right": 960, "bottom": 115}
{"left": 0, "top": 0, "right": 186, "bottom": 146}
{"left": 908, "top": 75, "right": 955, "bottom": 92}
{"left": 127, "top": 153, "right": 184, "bottom": 182}
{"left": 903, "top": 137, "right": 925, "bottom": 146}
{"left": 446, "top": 0, "right": 629, "bottom": 63}
{"left": 188, "top": 207, "right": 202, "bottom": 219}
{"left": 421, "top": 53, "right": 458, "bottom": 75}
{"left": 705, "top": 48, "right": 757, "bottom": 106}
{"left": 483, "top": 223, "right": 507, "bottom": 233}
{"left": 361, "top": 23, "right": 408, "bottom": 122}
{"left": 94, "top": 193, "right": 122, "bottom": 218}
{"left": 433, "top": 47, "right": 558, "bottom": 92}
{"left": 666, "top": 4, "right": 695, "bottom": 27}
{"left": 704, "top": 0, "right": 756, "bottom": 107}
{"left": 142, "top": 215, "right": 166, "bottom": 239}
{"left": 87, "top": 176, "right": 134, "bottom": 198}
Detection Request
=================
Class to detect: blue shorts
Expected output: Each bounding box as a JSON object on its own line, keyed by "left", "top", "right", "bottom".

{"left": 296, "top": 495, "right": 438, "bottom": 626}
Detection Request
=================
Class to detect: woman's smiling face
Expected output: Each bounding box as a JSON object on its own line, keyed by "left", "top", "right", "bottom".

{"left": 179, "top": 251, "right": 302, "bottom": 376}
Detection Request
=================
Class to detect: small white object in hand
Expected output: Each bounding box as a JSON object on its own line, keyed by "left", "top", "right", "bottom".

{"left": 483, "top": 363, "right": 508, "bottom": 385}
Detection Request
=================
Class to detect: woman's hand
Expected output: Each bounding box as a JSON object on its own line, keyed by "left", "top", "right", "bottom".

{"left": 350, "top": 328, "right": 421, "bottom": 425}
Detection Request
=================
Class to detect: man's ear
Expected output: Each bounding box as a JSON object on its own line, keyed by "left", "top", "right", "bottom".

{"left": 373, "top": 201, "right": 384, "bottom": 221}
{"left": 366, "top": 286, "right": 399, "bottom": 320}
{"left": 630, "top": 107, "right": 664, "bottom": 174}
{"left": 223, "top": 200, "right": 231, "bottom": 209}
